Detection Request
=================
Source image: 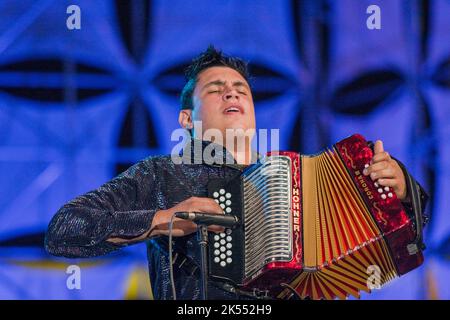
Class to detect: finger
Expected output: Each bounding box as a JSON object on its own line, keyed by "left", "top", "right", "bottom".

{"left": 207, "top": 225, "right": 226, "bottom": 233}
{"left": 371, "top": 151, "right": 390, "bottom": 164}
{"left": 378, "top": 178, "right": 406, "bottom": 199}
{"left": 159, "top": 226, "right": 197, "bottom": 237}
{"left": 369, "top": 168, "right": 395, "bottom": 180}
{"left": 363, "top": 161, "right": 388, "bottom": 175}
{"left": 376, "top": 178, "right": 398, "bottom": 188}
{"left": 199, "top": 198, "right": 225, "bottom": 214}
{"left": 188, "top": 197, "right": 224, "bottom": 214}
{"left": 158, "top": 219, "right": 198, "bottom": 235}
{"left": 374, "top": 140, "right": 384, "bottom": 154}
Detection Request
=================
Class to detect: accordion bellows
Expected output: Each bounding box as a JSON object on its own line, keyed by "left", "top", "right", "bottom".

{"left": 207, "top": 134, "right": 424, "bottom": 300}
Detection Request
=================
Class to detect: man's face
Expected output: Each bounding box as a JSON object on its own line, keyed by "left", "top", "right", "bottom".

{"left": 184, "top": 66, "right": 256, "bottom": 140}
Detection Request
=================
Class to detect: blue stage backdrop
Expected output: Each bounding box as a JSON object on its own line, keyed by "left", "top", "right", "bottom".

{"left": 0, "top": 0, "right": 449, "bottom": 299}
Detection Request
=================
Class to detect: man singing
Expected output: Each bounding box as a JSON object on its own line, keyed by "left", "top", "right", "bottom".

{"left": 45, "top": 46, "right": 428, "bottom": 299}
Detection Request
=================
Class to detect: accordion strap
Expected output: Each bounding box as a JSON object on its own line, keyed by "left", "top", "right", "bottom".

{"left": 403, "top": 167, "right": 426, "bottom": 253}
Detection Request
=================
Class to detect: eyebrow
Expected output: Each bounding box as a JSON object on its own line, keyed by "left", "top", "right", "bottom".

{"left": 202, "top": 80, "right": 250, "bottom": 91}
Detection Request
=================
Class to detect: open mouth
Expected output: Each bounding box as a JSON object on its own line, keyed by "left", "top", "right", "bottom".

{"left": 224, "top": 106, "right": 242, "bottom": 114}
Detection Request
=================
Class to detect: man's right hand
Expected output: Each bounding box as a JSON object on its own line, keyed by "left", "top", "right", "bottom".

{"left": 107, "top": 197, "right": 224, "bottom": 244}
{"left": 149, "top": 196, "right": 225, "bottom": 237}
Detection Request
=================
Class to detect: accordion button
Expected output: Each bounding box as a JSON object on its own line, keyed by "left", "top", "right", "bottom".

{"left": 213, "top": 192, "right": 219, "bottom": 198}
{"left": 388, "top": 192, "right": 393, "bottom": 198}
{"left": 214, "top": 199, "right": 219, "bottom": 203}
{"left": 381, "top": 194, "right": 387, "bottom": 200}
{"left": 220, "top": 239, "right": 226, "bottom": 245}
{"left": 220, "top": 254, "right": 226, "bottom": 259}
{"left": 225, "top": 207, "right": 232, "bottom": 213}
{"left": 220, "top": 261, "right": 226, "bottom": 267}
{"left": 364, "top": 164, "right": 369, "bottom": 168}
{"left": 226, "top": 250, "right": 232, "bottom": 256}
{"left": 225, "top": 200, "right": 231, "bottom": 206}
{"left": 219, "top": 196, "right": 225, "bottom": 202}
{"left": 214, "top": 242, "right": 220, "bottom": 248}
{"left": 226, "top": 258, "right": 232, "bottom": 264}
{"left": 220, "top": 233, "right": 226, "bottom": 238}
{"left": 226, "top": 193, "right": 231, "bottom": 199}
{"left": 214, "top": 257, "right": 220, "bottom": 263}
{"left": 378, "top": 188, "right": 383, "bottom": 193}
{"left": 384, "top": 186, "right": 390, "bottom": 191}
{"left": 226, "top": 243, "right": 232, "bottom": 249}
{"left": 374, "top": 182, "right": 379, "bottom": 187}
{"left": 214, "top": 235, "right": 220, "bottom": 241}
{"left": 226, "top": 236, "right": 232, "bottom": 242}
{"left": 220, "top": 204, "right": 225, "bottom": 209}
{"left": 219, "top": 189, "right": 225, "bottom": 195}
{"left": 226, "top": 229, "right": 232, "bottom": 235}
{"left": 214, "top": 250, "right": 220, "bottom": 256}
{"left": 220, "top": 246, "right": 226, "bottom": 253}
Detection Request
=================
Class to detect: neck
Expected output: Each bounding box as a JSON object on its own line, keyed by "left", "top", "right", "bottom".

{"left": 194, "top": 130, "right": 255, "bottom": 165}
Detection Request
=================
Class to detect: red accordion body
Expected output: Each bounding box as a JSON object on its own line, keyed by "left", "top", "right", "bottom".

{"left": 240, "top": 134, "right": 424, "bottom": 299}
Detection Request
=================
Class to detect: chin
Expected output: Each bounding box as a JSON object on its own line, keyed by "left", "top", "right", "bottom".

{"left": 223, "top": 119, "right": 251, "bottom": 130}
{"left": 224, "top": 125, "right": 255, "bottom": 139}
{"left": 224, "top": 124, "right": 249, "bottom": 132}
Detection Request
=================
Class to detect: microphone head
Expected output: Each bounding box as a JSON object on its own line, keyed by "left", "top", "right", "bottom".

{"left": 175, "top": 212, "right": 189, "bottom": 219}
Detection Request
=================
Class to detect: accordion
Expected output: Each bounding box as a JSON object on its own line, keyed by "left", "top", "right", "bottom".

{"left": 207, "top": 134, "right": 424, "bottom": 300}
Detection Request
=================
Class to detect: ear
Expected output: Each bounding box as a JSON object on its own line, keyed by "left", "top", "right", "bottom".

{"left": 178, "top": 109, "right": 193, "bottom": 129}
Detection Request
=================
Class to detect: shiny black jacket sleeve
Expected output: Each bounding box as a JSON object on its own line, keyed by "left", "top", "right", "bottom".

{"left": 395, "top": 158, "right": 429, "bottom": 222}
{"left": 44, "top": 158, "right": 158, "bottom": 258}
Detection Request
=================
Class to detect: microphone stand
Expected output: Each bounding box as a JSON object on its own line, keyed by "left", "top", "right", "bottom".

{"left": 175, "top": 211, "right": 239, "bottom": 300}
{"left": 197, "top": 224, "right": 209, "bottom": 300}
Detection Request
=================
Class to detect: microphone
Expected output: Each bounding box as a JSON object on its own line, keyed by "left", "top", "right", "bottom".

{"left": 175, "top": 212, "right": 239, "bottom": 228}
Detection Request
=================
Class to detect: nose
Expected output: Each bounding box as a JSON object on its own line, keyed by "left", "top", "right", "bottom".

{"left": 223, "top": 88, "right": 239, "bottom": 102}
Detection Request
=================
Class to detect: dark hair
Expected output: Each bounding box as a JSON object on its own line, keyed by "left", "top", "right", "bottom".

{"left": 180, "top": 45, "right": 250, "bottom": 110}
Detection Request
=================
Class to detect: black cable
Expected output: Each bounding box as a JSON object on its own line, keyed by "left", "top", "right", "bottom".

{"left": 280, "top": 283, "right": 302, "bottom": 300}
{"left": 168, "top": 213, "right": 177, "bottom": 300}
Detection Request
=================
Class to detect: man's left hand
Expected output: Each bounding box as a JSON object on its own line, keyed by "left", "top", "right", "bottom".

{"left": 363, "top": 140, "right": 407, "bottom": 201}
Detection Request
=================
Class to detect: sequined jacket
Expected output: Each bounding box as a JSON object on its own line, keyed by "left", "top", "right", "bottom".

{"left": 44, "top": 140, "right": 428, "bottom": 300}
